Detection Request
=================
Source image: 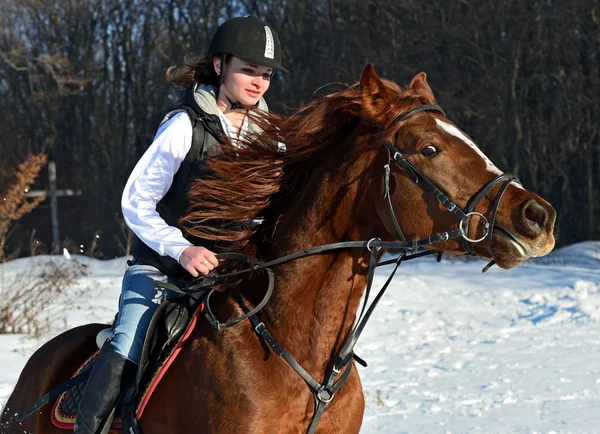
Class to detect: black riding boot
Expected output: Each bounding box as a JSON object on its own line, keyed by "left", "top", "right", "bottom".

{"left": 74, "top": 343, "right": 136, "bottom": 434}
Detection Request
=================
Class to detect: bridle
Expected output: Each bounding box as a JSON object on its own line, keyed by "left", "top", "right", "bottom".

{"left": 14, "top": 104, "right": 521, "bottom": 431}
{"left": 382, "top": 104, "right": 519, "bottom": 270}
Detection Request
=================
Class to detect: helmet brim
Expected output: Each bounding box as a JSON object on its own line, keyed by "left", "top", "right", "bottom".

{"left": 234, "top": 54, "right": 289, "bottom": 74}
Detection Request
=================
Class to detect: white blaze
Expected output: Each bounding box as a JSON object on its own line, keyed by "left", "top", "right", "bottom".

{"left": 434, "top": 119, "right": 524, "bottom": 189}
{"left": 435, "top": 119, "right": 502, "bottom": 175}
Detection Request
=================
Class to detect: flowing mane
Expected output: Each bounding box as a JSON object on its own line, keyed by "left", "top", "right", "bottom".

{"left": 181, "top": 78, "right": 430, "bottom": 252}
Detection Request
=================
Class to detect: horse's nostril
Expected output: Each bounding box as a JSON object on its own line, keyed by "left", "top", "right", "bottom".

{"left": 523, "top": 202, "right": 547, "bottom": 232}
{"left": 525, "top": 207, "right": 538, "bottom": 224}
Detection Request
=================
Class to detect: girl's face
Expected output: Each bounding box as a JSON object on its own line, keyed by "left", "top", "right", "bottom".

{"left": 214, "top": 56, "right": 273, "bottom": 106}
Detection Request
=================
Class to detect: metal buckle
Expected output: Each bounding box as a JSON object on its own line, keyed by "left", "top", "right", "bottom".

{"left": 316, "top": 386, "right": 335, "bottom": 403}
{"left": 411, "top": 237, "right": 419, "bottom": 253}
{"left": 205, "top": 313, "right": 221, "bottom": 330}
{"left": 254, "top": 322, "right": 266, "bottom": 335}
{"left": 383, "top": 164, "right": 391, "bottom": 198}
{"left": 366, "top": 237, "right": 380, "bottom": 252}
{"left": 459, "top": 212, "right": 490, "bottom": 243}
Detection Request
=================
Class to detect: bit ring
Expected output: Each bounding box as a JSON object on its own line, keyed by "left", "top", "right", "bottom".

{"left": 459, "top": 212, "right": 490, "bottom": 243}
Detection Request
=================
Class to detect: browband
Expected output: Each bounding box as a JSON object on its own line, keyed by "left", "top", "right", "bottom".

{"left": 389, "top": 104, "right": 446, "bottom": 128}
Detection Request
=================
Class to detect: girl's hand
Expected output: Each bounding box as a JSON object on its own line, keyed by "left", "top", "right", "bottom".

{"left": 179, "top": 246, "right": 219, "bottom": 277}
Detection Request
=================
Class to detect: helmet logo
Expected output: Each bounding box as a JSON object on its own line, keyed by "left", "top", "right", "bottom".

{"left": 264, "top": 26, "right": 275, "bottom": 59}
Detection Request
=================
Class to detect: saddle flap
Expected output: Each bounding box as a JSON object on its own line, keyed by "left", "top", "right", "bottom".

{"left": 163, "top": 301, "right": 192, "bottom": 345}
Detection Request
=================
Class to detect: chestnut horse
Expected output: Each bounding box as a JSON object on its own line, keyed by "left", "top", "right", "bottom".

{"left": 1, "top": 64, "right": 555, "bottom": 433}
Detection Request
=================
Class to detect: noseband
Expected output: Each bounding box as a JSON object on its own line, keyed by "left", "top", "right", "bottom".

{"left": 382, "top": 104, "right": 518, "bottom": 268}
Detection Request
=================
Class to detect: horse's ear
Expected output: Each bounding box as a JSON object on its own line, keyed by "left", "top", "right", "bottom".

{"left": 409, "top": 72, "right": 436, "bottom": 104}
{"left": 360, "top": 63, "right": 391, "bottom": 117}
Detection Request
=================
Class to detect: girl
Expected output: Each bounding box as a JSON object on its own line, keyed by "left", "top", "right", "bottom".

{"left": 75, "top": 16, "right": 287, "bottom": 434}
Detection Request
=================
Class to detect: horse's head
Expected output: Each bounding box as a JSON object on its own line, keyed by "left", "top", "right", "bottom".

{"left": 360, "top": 64, "right": 556, "bottom": 268}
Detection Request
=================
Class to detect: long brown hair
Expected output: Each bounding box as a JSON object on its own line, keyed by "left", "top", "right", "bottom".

{"left": 166, "top": 55, "right": 231, "bottom": 88}
{"left": 180, "top": 77, "right": 427, "bottom": 253}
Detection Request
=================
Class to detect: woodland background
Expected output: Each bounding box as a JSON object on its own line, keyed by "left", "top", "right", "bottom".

{"left": 0, "top": 0, "right": 598, "bottom": 258}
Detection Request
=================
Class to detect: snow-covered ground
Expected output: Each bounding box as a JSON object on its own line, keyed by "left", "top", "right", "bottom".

{"left": 0, "top": 242, "right": 599, "bottom": 433}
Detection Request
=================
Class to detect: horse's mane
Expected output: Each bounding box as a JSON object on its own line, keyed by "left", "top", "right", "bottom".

{"left": 181, "top": 77, "right": 425, "bottom": 253}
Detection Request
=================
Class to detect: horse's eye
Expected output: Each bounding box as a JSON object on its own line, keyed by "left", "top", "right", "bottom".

{"left": 421, "top": 145, "right": 438, "bottom": 157}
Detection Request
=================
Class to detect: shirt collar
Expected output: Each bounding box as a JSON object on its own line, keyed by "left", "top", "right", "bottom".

{"left": 216, "top": 110, "right": 249, "bottom": 147}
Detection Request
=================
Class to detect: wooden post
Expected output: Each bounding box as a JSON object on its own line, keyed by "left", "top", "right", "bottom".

{"left": 48, "top": 160, "right": 59, "bottom": 250}
{"left": 25, "top": 159, "right": 82, "bottom": 252}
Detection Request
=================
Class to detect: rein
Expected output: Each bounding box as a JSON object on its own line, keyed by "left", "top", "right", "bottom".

{"left": 157, "top": 103, "right": 520, "bottom": 433}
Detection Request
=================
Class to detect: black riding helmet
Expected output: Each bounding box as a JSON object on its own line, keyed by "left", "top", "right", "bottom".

{"left": 208, "top": 15, "right": 288, "bottom": 73}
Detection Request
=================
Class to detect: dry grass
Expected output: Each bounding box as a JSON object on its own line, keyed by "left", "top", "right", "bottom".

{"left": 0, "top": 258, "right": 88, "bottom": 336}
{"left": 0, "top": 153, "right": 47, "bottom": 263}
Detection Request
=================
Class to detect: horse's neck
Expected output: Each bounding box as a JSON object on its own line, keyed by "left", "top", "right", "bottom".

{"left": 261, "top": 147, "right": 380, "bottom": 376}
{"left": 267, "top": 252, "right": 368, "bottom": 370}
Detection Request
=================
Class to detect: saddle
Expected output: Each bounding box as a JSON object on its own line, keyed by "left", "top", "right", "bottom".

{"left": 51, "top": 292, "right": 207, "bottom": 431}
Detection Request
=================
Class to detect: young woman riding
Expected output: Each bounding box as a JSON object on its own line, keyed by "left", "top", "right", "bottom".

{"left": 74, "top": 15, "right": 288, "bottom": 434}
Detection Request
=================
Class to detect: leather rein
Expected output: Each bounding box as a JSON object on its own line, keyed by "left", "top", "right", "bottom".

{"left": 160, "top": 103, "right": 520, "bottom": 433}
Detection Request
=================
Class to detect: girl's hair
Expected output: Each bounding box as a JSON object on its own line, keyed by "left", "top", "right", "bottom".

{"left": 166, "top": 55, "right": 232, "bottom": 88}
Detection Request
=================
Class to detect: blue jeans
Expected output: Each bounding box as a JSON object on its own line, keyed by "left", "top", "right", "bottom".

{"left": 110, "top": 262, "right": 185, "bottom": 364}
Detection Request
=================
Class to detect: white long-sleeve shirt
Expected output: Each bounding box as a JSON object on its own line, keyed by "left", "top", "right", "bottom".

{"left": 121, "top": 111, "right": 250, "bottom": 262}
